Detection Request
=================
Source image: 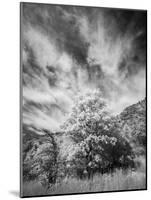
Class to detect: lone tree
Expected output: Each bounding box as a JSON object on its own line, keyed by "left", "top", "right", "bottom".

{"left": 62, "top": 90, "right": 134, "bottom": 179}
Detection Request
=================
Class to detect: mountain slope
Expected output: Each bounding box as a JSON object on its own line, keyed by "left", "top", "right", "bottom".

{"left": 118, "top": 98, "right": 146, "bottom": 155}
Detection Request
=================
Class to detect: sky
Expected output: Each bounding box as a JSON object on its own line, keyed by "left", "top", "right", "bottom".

{"left": 21, "top": 3, "right": 146, "bottom": 132}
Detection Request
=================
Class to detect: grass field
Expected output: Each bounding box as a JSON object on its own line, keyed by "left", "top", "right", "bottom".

{"left": 22, "top": 168, "right": 146, "bottom": 197}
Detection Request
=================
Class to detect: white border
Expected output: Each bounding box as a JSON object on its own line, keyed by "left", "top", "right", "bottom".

{"left": 0, "top": 0, "right": 150, "bottom": 199}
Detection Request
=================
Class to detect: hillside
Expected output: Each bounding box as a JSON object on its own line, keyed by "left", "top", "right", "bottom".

{"left": 118, "top": 98, "right": 146, "bottom": 155}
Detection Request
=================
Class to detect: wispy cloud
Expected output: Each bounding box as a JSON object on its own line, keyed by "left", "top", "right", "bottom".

{"left": 23, "top": 26, "right": 59, "bottom": 69}
{"left": 22, "top": 4, "right": 146, "bottom": 131}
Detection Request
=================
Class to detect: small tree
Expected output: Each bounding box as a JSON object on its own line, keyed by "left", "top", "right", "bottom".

{"left": 62, "top": 90, "right": 134, "bottom": 178}
{"left": 40, "top": 130, "right": 59, "bottom": 188}
{"left": 23, "top": 129, "right": 59, "bottom": 189}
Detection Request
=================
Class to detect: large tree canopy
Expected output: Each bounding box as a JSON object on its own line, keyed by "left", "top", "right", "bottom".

{"left": 62, "top": 90, "right": 134, "bottom": 178}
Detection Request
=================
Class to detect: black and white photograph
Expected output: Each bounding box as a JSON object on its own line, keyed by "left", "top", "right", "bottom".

{"left": 20, "top": 2, "right": 147, "bottom": 197}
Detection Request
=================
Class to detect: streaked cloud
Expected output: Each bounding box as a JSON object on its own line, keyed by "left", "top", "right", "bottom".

{"left": 22, "top": 3, "right": 146, "bottom": 132}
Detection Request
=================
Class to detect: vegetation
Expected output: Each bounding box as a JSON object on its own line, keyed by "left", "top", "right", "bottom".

{"left": 23, "top": 128, "right": 59, "bottom": 188}
{"left": 62, "top": 90, "right": 134, "bottom": 179}
{"left": 23, "top": 168, "right": 146, "bottom": 196}
{"left": 22, "top": 90, "right": 146, "bottom": 195}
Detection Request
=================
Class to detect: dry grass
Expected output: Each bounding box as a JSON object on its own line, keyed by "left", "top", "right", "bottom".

{"left": 22, "top": 168, "right": 146, "bottom": 196}
{"left": 49, "top": 169, "right": 146, "bottom": 195}
{"left": 22, "top": 181, "right": 47, "bottom": 196}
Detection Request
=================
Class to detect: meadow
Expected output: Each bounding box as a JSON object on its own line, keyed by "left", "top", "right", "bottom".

{"left": 23, "top": 167, "right": 146, "bottom": 197}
